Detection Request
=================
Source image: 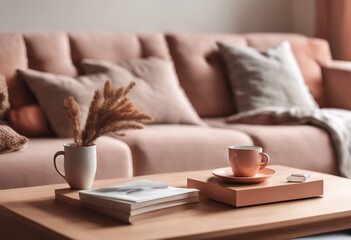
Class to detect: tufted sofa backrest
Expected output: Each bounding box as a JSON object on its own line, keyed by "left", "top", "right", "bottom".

{"left": 0, "top": 32, "right": 332, "bottom": 122}
{"left": 167, "top": 33, "right": 332, "bottom": 117}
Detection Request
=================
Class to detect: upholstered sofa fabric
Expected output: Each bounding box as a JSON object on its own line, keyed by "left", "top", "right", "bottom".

{"left": 69, "top": 33, "right": 170, "bottom": 73}
{"left": 24, "top": 32, "right": 78, "bottom": 76}
{"left": 7, "top": 32, "right": 170, "bottom": 137}
{"left": 0, "top": 32, "right": 347, "bottom": 190}
{"left": 166, "top": 33, "right": 247, "bottom": 117}
{"left": 7, "top": 104, "right": 53, "bottom": 137}
{"left": 0, "top": 34, "right": 29, "bottom": 108}
{"left": 2, "top": 32, "right": 333, "bottom": 136}
{"left": 204, "top": 118, "right": 338, "bottom": 175}
{"left": 0, "top": 136, "right": 132, "bottom": 189}
{"left": 323, "top": 60, "right": 351, "bottom": 110}
{"left": 114, "top": 124, "right": 253, "bottom": 176}
{"left": 6, "top": 32, "right": 79, "bottom": 137}
{"left": 166, "top": 33, "right": 332, "bottom": 116}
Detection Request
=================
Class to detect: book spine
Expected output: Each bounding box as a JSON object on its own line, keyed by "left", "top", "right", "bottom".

{"left": 187, "top": 178, "right": 237, "bottom": 206}
{"left": 236, "top": 180, "right": 323, "bottom": 207}
{"left": 187, "top": 178, "right": 323, "bottom": 207}
{"left": 83, "top": 202, "right": 131, "bottom": 223}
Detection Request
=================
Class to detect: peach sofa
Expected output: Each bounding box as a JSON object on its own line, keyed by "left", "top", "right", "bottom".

{"left": 1, "top": 32, "right": 350, "bottom": 189}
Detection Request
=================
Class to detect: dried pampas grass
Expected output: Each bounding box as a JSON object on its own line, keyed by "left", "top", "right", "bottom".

{"left": 63, "top": 80, "right": 152, "bottom": 146}
{"left": 63, "top": 97, "right": 82, "bottom": 146}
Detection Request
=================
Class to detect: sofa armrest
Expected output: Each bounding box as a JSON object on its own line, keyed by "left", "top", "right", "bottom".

{"left": 323, "top": 60, "right": 351, "bottom": 110}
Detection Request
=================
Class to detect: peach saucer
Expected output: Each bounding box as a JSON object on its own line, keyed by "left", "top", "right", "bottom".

{"left": 212, "top": 167, "right": 276, "bottom": 183}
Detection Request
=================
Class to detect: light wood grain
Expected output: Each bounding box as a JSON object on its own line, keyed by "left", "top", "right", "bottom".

{"left": 1, "top": 165, "right": 351, "bottom": 240}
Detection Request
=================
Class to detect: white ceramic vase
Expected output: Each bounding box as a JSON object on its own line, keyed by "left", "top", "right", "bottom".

{"left": 53, "top": 143, "right": 97, "bottom": 190}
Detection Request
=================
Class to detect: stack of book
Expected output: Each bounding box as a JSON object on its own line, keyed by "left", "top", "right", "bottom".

{"left": 79, "top": 179, "right": 199, "bottom": 223}
{"left": 187, "top": 167, "right": 323, "bottom": 207}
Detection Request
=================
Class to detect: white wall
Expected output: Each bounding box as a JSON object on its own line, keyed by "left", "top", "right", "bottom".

{"left": 0, "top": 0, "right": 315, "bottom": 36}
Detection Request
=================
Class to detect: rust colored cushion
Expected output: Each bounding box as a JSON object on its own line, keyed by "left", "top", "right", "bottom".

{"left": 82, "top": 57, "right": 205, "bottom": 126}
{"left": 7, "top": 104, "right": 53, "bottom": 137}
{"left": 0, "top": 125, "right": 28, "bottom": 154}
{"left": 0, "top": 75, "right": 10, "bottom": 118}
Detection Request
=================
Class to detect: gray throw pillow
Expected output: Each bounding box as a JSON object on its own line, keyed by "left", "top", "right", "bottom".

{"left": 217, "top": 41, "right": 318, "bottom": 113}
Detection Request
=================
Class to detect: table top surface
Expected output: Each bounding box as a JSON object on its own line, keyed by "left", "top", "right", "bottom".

{"left": 1, "top": 165, "right": 351, "bottom": 240}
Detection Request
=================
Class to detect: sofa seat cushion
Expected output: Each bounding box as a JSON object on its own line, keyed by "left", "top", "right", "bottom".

{"left": 204, "top": 118, "right": 338, "bottom": 175}
{"left": 115, "top": 125, "right": 253, "bottom": 176}
{"left": 0, "top": 136, "right": 132, "bottom": 189}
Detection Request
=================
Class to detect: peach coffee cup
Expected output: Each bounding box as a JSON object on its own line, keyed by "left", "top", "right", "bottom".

{"left": 228, "top": 146, "right": 270, "bottom": 177}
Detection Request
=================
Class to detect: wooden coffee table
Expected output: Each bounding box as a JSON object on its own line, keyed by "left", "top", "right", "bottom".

{"left": 1, "top": 165, "right": 351, "bottom": 240}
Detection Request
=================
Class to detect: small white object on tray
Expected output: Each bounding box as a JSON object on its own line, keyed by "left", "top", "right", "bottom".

{"left": 287, "top": 173, "right": 310, "bottom": 183}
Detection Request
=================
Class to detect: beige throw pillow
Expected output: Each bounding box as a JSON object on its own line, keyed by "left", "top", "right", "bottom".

{"left": 217, "top": 41, "right": 318, "bottom": 113}
{"left": 0, "top": 79, "right": 27, "bottom": 153}
{"left": 81, "top": 57, "right": 204, "bottom": 126}
{"left": 18, "top": 57, "right": 204, "bottom": 137}
{"left": 0, "top": 75, "right": 10, "bottom": 118}
{"left": 18, "top": 70, "right": 112, "bottom": 137}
